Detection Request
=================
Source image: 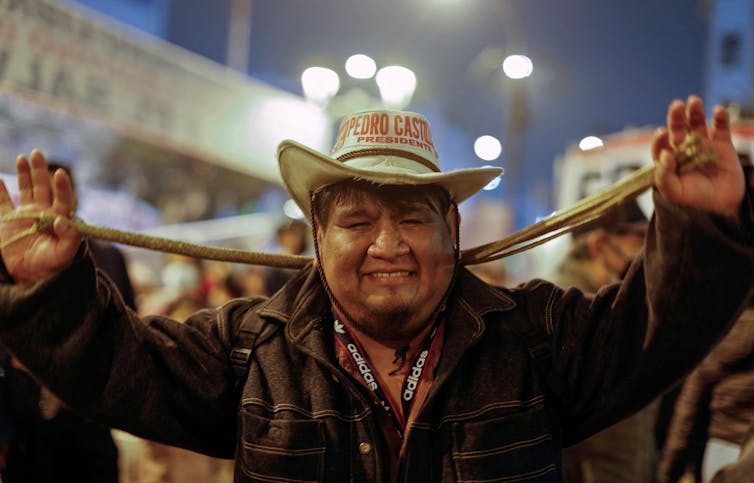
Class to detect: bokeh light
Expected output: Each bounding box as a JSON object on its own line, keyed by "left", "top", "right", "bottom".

{"left": 345, "top": 54, "right": 377, "bottom": 79}
{"left": 502, "top": 54, "right": 533, "bottom": 79}
{"left": 474, "top": 135, "right": 502, "bottom": 161}
{"left": 301, "top": 66, "right": 340, "bottom": 103}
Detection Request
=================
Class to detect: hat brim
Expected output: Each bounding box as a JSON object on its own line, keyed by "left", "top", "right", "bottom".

{"left": 278, "top": 140, "right": 504, "bottom": 219}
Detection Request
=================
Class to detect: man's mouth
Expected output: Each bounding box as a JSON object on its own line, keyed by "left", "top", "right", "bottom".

{"left": 367, "top": 271, "right": 414, "bottom": 278}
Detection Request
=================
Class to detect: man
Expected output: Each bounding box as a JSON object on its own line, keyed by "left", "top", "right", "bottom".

{"left": 556, "top": 200, "right": 660, "bottom": 482}
{"left": 0, "top": 96, "right": 751, "bottom": 482}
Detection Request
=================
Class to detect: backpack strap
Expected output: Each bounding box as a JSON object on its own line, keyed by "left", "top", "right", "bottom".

{"left": 230, "top": 308, "right": 280, "bottom": 384}
{"left": 503, "top": 314, "right": 561, "bottom": 396}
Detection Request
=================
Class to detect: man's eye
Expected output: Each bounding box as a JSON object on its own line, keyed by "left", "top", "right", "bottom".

{"left": 401, "top": 218, "right": 424, "bottom": 225}
{"left": 346, "top": 222, "right": 369, "bottom": 229}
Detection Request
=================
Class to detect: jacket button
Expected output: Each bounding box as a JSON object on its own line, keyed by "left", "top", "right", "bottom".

{"left": 358, "top": 442, "right": 372, "bottom": 455}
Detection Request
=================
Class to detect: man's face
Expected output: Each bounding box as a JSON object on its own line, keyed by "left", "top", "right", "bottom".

{"left": 315, "top": 187, "right": 457, "bottom": 346}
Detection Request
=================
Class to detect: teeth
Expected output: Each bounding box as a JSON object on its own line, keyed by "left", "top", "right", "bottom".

{"left": 371, "top": 272, "right": 410, "bottom": 278}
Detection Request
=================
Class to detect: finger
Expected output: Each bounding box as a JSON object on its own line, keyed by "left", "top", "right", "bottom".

{"left": 686, "top": 95, "right": 709, "bottom": 139}
{"left": 651, "top": 128, "right": 671, "bottom": 162}
{"left": 16, "top": 155, "right": 32, "bottom": 205}
{"left": 0, "top": 179, "right": 15, "bottom": 216}
{"left": 30, "top": 150, "right": 52, "bottom": 207}
{"left": 655, "top": 150, "right": 682, "bottom": 202}
{"left": 53, "top": 215, "right": 81, "bottom": 256}
{"left": 667, "top": 99, "right": 688, "bottom": 148}
{"left": 51, "top": 169, "right": 75, "bottom": 217}
{"left": 709, "top": 105, "right": 732, "bottom": 143}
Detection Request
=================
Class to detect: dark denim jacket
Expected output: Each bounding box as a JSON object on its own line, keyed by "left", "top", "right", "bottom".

{"left": 0, "top": 192, "right": 752, "bottom": 482}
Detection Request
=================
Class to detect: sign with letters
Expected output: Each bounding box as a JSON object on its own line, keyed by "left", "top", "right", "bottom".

{"left": 0, "top": 0, "right": 330, "bottom": 183}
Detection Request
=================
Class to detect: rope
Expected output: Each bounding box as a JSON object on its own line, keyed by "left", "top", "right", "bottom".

{"left": 1, "top": 213, "right": 312, "bottom": 268}
{"left": 0, "top": 132, "right": 717, "bottom": 267}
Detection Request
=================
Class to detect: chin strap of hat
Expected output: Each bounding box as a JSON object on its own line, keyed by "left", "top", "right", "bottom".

{"left": 1, "top": 132, "right": 717, "bottom": 266}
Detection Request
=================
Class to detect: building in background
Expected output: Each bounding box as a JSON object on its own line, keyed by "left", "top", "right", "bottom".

{"left": 705, "top": 0, "right": 754, "bottom": 115}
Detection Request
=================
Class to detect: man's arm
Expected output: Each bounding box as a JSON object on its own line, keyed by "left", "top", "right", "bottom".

{"left": 0, "top": 152, "right": 242, "bottom": 457}
{"left": 541, "top": 96, "right": 754, "bottom": 444}
{"left": 0, "top": 249, "right": 243, "bottom": 457}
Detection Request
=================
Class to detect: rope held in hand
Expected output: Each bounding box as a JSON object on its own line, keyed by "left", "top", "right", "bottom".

{"left": 0, "top": 133, "right": 717, "bottom": 267}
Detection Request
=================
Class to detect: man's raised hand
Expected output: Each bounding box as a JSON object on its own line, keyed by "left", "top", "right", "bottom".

{"left": 652, "top": 95, "right": 745, "bottom": 219}
{"left": 0, "top": 150, "right": 81, "bottom": 286}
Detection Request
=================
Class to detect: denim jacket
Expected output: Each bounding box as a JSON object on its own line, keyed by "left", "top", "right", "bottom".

{"left": 0, "top": 192, "right": 752, "bottom": 482}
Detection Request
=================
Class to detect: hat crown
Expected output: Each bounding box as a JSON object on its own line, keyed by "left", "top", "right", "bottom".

{"left": 331, "top": 110, "right": 440, "bottom": 173}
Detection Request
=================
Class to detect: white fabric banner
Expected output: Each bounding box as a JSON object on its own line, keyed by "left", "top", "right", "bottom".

{"left": 0, "top": 0, "right": 330, "bottom": 182}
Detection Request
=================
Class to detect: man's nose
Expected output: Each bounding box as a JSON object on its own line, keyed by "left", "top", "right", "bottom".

{"left": 368, "top": 223, "right": 409, "bottom": 258}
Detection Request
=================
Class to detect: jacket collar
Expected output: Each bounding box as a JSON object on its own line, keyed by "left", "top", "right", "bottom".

{"left": 254, "top": 263, "right": 517, "bottom": 341}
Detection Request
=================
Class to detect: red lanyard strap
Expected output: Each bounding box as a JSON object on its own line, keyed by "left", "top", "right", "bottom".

{"left": 334, "top": 318, "right": 441, "bottom": 437}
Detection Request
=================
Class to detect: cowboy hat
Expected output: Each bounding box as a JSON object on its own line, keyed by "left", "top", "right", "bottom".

{"left": 277, "top": 109, "right": 503, "bottom": 219}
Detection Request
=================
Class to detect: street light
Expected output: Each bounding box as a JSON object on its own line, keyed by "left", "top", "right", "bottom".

{"left": 301, "top": 66, "right": 340, "bottom": 104}
{"left": 345, "top": 54, "right": 377, "bottom": 80}
{"left": 474, "top": 135, "right": 502, "bottom": 161}
{"left": 502, "top": 54, "right": 533, "bottom": 79}
{"left": 375, "top": 65, "right": 417, "bottom": 109}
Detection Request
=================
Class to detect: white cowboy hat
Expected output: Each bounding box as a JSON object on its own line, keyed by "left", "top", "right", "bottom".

{"left": 277, "top": 109, "right": 503, "bottom": 219}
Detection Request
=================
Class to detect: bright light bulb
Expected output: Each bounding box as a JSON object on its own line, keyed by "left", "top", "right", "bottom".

{"left": 474, "top": 135, "right": 502, "bottom": 161}
{"left": 579, "top": 135, "right": 604, "bottom": 151}
{"left": 375, "top": 65, "right": 417, "bottom": 108}
{"left": 301, "top": 67, "right": 340, "bottom": 104}
{"left": 345, "top": 54, "right": 377, "bottom": 79}
{"left": 502, "top": 54, "right": 533, "bottom": 79}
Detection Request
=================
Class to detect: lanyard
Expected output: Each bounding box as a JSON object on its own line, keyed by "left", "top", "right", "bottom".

{"left": 333, "top": 317, "right": 442, "bottom": 437}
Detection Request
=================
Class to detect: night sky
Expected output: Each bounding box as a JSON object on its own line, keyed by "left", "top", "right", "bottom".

{"left": 247, "top": 1, "right": 706, "bottom": 226}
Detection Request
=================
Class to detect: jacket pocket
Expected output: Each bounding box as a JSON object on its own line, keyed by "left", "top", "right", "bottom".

{"left": 452, "top": 406, "right": 558, "bottom": 482}
{"left": 240, "top": 410, "right": 325, "bottom": 482}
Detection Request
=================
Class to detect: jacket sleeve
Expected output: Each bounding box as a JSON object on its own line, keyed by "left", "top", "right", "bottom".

{"left": 0, "top": 244, "right": 259, "bottom": 458}
{"left": 538, "top": 185, "right": 754, "bottom": 445}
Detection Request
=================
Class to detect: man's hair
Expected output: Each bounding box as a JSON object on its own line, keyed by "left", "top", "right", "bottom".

{"left": 311, "top": 179, "right": 453, "bottom": 227}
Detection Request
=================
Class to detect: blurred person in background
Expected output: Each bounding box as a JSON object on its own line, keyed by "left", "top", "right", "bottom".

{"left": 0, "top": 98, "right": 752, "bottom": 482}
{"left": 137, "top": 254, "right": 205, "bottom": 316}
{"left": 1, "top": 161, "right": 135, "bottom": 483}
{"left": 557, "top": 199, "right": 661, "bottom": 483}
{"left": 658, "top": 300, "right": 754, "bottom": 483}
{"left": 263, "top": 218, "right": 310, "bottom": 294}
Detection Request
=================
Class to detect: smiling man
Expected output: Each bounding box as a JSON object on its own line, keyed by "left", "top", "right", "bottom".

{"left": 0, "top": 98, "right": 753, "bottom": 482}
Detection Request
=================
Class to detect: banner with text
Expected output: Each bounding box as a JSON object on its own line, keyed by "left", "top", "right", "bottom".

{"left": 0, "top": 0, "right": 330, "bottom": 182}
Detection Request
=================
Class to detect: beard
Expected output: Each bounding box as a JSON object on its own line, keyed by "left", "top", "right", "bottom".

{"left": 339, "top": 302, "right": 429, "bottom": 349}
